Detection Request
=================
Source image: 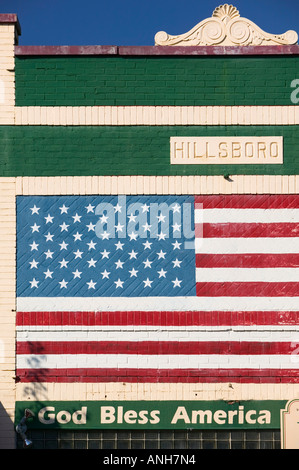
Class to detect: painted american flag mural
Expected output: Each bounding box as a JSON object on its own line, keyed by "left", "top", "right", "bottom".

{"left": 16, "top": 194, "right": 299, "bottom": 383}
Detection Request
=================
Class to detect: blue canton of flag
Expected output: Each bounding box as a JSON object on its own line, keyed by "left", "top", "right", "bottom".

{"left": 17, "top": 195, "right": 196, "bottom": 297}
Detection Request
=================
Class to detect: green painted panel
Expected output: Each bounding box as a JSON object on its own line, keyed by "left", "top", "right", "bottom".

{"left": 15, "top": 400, "right": 287, "bottom": 430}
{"left": 0, "top": 125, "right": 297, "bottom": 177}
{"left": 15, "top": 56, "right": 299, "bottom": 106}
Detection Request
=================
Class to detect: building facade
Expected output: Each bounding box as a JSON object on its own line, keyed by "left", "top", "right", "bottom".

{"left": 1, "top": 5, "right": 299, "bottom": 450}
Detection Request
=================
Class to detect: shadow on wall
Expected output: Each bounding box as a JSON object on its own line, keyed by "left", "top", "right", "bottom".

{"left": 16, "top": 341, "right": 50, "bottom": 401}
{"left": 15, "top": 343, "right": 51, "bottom": 449}
{"left": 0, "top": 401, "right": 15, "bottom": 449}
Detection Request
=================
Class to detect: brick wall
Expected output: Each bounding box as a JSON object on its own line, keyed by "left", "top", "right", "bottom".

{"left": 15, "top": 55, "right": 299, "bottom": 106}
{"left": 0, "top": 125, "right": 298, "bottom": 177}
{"left": 0, "top": 16, "right": 299, "bottom": 449}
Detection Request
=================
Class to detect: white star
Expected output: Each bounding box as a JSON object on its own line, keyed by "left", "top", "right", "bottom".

{"left": 101, "top": 269, "right": 110, "bottom": 279}
{"left": 157, "top": 231, "right": 167, "bottom": 241}
{"left": 157, "top": 250, "right": 166, "bottom": 259}
{"left": 59, "top": 205, "right": 69, "bottom": 214}
{"left": 172, "top": 258, "right": 182, "bottom": 268}
{"left": 29, "top": 259, "right": 39, "bottom": 269}
{"left": 87, "top": 258, "right": 97, "bottom": 268}
{"left": 115, "top": 241, "right": 124, "bottom": 250}
{"left": 128, "top": 213, "right": 137, "bottom": 223}
{"left": 142, "top": 222, "right": 151, "bottom": 232}
{"left": 143, "top": 278, "right": 153, "bottom": 288}
{"left": 44, "top": 232, "right": 54, "bottom": 242}
{"left": 114, "top": 203, "right": 122, "bottom": 213}
{"left": 44, "top": 269, "right": 53, "bottom": 279}
{"left": 115, "top": 223, "right": 124, "bottom": 233}
{"left": 129, "top": 231, "right": 138, "bottom": 241}
{"left": 44, "top": 214, "right": 54, "bottom": 224}
{"left": 143, "top": 241, "right": 152, "bottom": 250}
{"left": 87, "top": 280, "right": 96, "bottom": 289}
{"left": 31, "top": 223, "right": 40, "bottom": 233}
{"left": 73, "top": 232, "right": 82, "bottom": 241}
{"left": 100, "top": 249, "right": 110, "bottom": 259}
{"left": 59, "top": 241, "right": 68, "bottom": 250}
{"left": 172, "top": 240, "right": 181, "bottom": 250}
{"left": 59, "top": 258, "right": 69, "bottom": 268}
{"left": 72, "top": 213, "right": 82, "bottom": 223}
{"left": 72, "top": 269, "right": 82, "bottom": 279}
{"left": 129, "top": 268, "right": 138, "bottom": 277}
{"left": 114, "top": 278, "right": 124, "bottom": 288}
{"left": 141, "top": 203, "right": 150, "bottom": 213}
{"left": 59, "top": 279, "right": 68, "bottom": 289}
{"left": 172, "top": 223, "right": 181, "bottom": 232}
{"left": 30, "top": 205, "right": 40, "bottom": 215}
{"left": 129, "top": 250, "right": 138, "bottom": 259}
{"left": 86, "top": 222, "right": 96, "bottom": 231}
{"left": 30, "top": 278, "right": 39, "bottom": 288}
{"left": 87, "top": 240, "right": 97, "bottom": 250}
{"left": 73, "top": 249, "right": 83, "bottom": 259}
{"left": 101, "top": 231, "right": 110, "bottom": 240}
{"left": 157, "top": 268, "right": 167, "bottom": 278}
{"left": 44, "top": 249, "right": 54, "bottom": 259}
{"left": 100, "top": 214, "right": 109, "bottom": 224}
{"left": 86, "top": 204, "right": 95, "bottom": 213}
{"left": 172, "top": 278, "right": 182, "bottom": 288}
{"left": 172, "top": 203, "right": 181, "bottom": 213}
{"left": 30, "top": 241, "right": 39, "bottom": 251}
{"left": 60, "top": 222, "right": 69, "bottom": 232}
{"left": 115, "top": 259, "right": 124, "bottom": 269}
{"left": 143, "top": 259, "right": 152, "bottom": 269}
{"left": 157, "top": 213, "right": 166, "bottom": 223}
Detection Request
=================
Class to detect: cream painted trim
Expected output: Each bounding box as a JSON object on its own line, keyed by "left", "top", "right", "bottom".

{"left": 15, "top": 382, "right": 299, "bottom": 402}
{"left": 0, "top": 178, "right": 16, "bottom": 449}
{"left": 15, "top": 175, "right": 299, "bottom": 195}
{"left": 0, "top": 25, "right": 16, "bottom": 125}
{"left": 14, "top": 106, "right": 299, "bottom": 126}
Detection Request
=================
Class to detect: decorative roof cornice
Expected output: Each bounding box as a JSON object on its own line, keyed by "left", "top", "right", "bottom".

{"left": 155, "top": 4, "right": 298, "bottom": 46}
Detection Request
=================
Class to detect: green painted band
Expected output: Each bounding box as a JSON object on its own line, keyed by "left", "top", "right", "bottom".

{"left": 15, "top": 56, "right": 299, "bottom": 107}
{"left": 15, "top": 400, "right": 287, "bottom": 430}
{"left": 0, "top": 126, "right": 297, "bottom": 177}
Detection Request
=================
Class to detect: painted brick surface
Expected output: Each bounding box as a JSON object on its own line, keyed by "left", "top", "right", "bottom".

{"left": 0, "top": 125, "right": 298, "bottom": 177}
{"left": 1, "top": 13, "right": 299, "bottom": 449}
{"left": 15, "top": 194, "right": 299, "bottom": 385}
{"left": 15, "top": 56, "right": 299, "bottom": 107}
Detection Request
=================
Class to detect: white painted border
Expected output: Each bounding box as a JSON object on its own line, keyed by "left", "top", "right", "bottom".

{"left": 15, "top": 382, "right": 299, "bottom": 402}
{"left": 14, "top": 175, "right": 299, "bottom": 195}
{"left": 14, "top": 105, "right": 299, "bottom": 126}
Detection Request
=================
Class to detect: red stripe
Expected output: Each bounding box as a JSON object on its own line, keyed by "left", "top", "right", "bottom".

{"left": 15, "top": 368, "right": 299, "bottom": 383}
{"left": 15, "top": 311, "right": 299, "bottom": 326}
{"left": 194, "top": 195, "right": 299, "bottom": 209}
{"left": 196, "top": 253, "right": 299, "bottom": 268}
{"left": 196, "top": 282, "right": 299, "bottom": 296}
{"left": 198, "top": 223, "right": 299, "bottom": 238}
{"left": 16, "top": 341, "right": 299, "bottom": 355}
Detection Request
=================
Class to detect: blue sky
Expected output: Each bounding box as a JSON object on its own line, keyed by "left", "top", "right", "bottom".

{"left": 0, "top": 0, "right": 298, "bottom": 46}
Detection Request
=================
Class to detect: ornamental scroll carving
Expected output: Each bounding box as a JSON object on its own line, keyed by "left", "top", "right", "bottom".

{"left": 154, "top": 4, "right": 298, "bottom": 46}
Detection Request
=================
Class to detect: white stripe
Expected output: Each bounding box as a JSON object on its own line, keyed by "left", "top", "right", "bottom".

{"left": 195, "top": 208, "right": 299, "bottom": 224}
{"left": 16, "top": 328, "right": 299, "bottom": 343}
{"left": 195, "top": 237, "right": 299, "bottom": 253}
{"left": 16, "top": 325, "right": 299, "bottom": 333}
{"left": 14, "top": 105, "right": 299, "bottom": 126}
{"left": 195, "top": 268, "right": 299, "bottom": 283}
{"left": 16, "top": 354, "right": 299, "bottom": 370}
{"left": 14, "top": 382, "right": 299, "bottom": 402}
{"left": 17, "top": 296, "right": 299, "bottom": 312}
